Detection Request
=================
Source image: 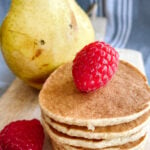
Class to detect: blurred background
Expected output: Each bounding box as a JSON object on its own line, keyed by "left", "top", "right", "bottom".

{"left": 0, "top": 0, "right": 150, "bottom": 95}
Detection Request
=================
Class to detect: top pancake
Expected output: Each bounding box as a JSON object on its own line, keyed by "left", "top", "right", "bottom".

{"left": 39, "top": 61, "right": 150, "bottom": 127}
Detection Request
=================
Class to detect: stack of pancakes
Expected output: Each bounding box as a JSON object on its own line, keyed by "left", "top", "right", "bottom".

{"left": 39, "top": 61, "right": 150, "bottom": 150}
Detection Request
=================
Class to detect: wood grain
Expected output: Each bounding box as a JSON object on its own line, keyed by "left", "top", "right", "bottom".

{"left": 0, "top": 78, "right": 52, "bottom": 149}
{"left": 0, "top": 78, "right": 39, "bottom": 128}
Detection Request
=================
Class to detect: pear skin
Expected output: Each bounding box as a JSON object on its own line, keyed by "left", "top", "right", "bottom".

{"left": 0, "top": 0, "right": 95, "bottom": 89}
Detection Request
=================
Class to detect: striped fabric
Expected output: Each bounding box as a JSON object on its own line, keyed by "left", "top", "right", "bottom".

{"left": 77, "top": 0, "right": 133, "bottom": 48}
{"left": 76, "top": 0, "right": 105, "bottom": 17}
{"left": 105, "top": 0, "right": 133, "bottom": 48}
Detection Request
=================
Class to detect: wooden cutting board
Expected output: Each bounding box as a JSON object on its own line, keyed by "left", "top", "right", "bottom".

{"left": 0, "top": 78, "right": 52, "bottom": 149}
{"left": 0, "top": 50, "right": 149, "bottom": 149}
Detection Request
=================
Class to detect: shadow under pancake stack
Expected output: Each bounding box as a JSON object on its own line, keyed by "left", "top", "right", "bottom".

{"left": 39, "top": 61, "right": 150, "bottom": 150}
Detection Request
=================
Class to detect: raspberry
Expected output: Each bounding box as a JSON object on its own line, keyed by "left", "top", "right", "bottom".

{"left": 72, "top": 41, "right": 119, "bottom": 92}
{"left": 0, "top": 119, "right": 44, "bottom": 150}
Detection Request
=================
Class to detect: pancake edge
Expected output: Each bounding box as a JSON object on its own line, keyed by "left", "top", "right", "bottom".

{"left": 42, "top": 119, "right": 148, "bottom": 149}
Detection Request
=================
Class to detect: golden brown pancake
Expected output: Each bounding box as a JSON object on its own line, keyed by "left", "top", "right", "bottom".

{"left": 42, "top": 120, "right": 147, "bottom": 149}
{"left": 44, "top": 110, "right": 150, "bottom": 132}
{"left": 42, "top": 110, "right": 150, "bottom": 139}
{"left": 39, "top": 61, "right": 150, "bottom": 127}
{"left": 51, "top": 135, "right": 146, "bottom": 150}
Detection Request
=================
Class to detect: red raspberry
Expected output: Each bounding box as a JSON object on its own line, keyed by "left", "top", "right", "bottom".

{"left": 72, "top": 41, "right": 119, "bottom": 92}
{"left": 0, "top": 119, "right": 44, "bottom": 150}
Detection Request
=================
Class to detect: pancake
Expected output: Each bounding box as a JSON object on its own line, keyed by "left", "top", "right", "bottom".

{"left": 39, "top": 61, "right": 150, "bottom": 128}
{"left": 42, "top": 120, "right": 148, "bottom": 149}
{"left": 51, "top": 135, "right": 147, "bottom": 150}
{"left": 43, "top": 110, "right": 150, "bottom": 139}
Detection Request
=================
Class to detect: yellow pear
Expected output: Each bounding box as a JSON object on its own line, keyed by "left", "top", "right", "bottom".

{"left": 0, "top": 0, "right": 94, "bottom": 89}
